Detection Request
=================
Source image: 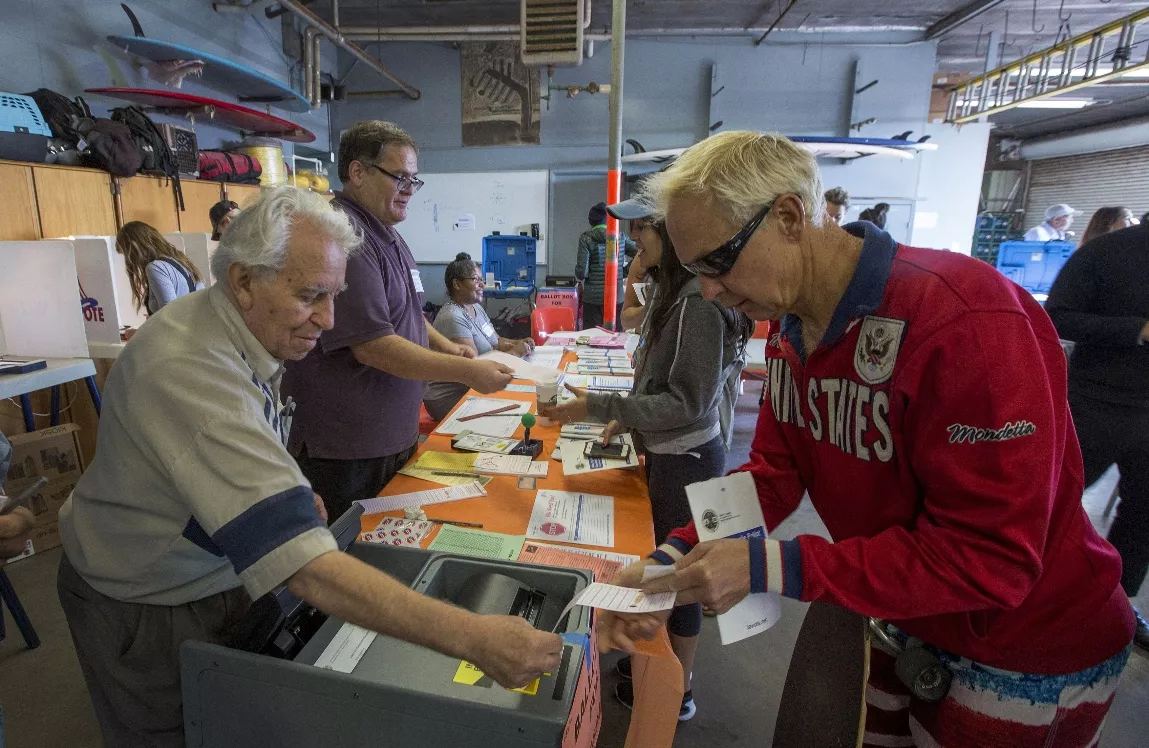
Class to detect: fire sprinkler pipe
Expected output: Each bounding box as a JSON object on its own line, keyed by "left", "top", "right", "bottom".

{"left": 270, "top": 0, "right": 420, "bottom": 100}
{"left": 603, "top": 0, "right": 625, "bottom": 331}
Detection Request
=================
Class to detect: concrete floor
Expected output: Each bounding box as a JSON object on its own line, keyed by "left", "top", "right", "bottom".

{"left": 1, "top": 387, "right": 1147, "bottom": 747}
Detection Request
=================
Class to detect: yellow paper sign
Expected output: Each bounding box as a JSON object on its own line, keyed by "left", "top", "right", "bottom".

{"left": 452, "top": 660, "right": 543, "bottom": 695}
{"left": 414, "top": 451, "right": 478, "bottom": 471}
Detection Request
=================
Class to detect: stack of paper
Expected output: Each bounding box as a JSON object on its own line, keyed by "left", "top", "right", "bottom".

{"left": 435, "top": 397, "right": 531, "bottom": 437}
{"left": 587, "top": 334, "right": 629, "bottom": 349}
{"left": 473, "top": 453, "right": 550, "bottom": 477}
{"left": 561, "top": 434, "right": 639, "bottom": 475}
{"left": 477, "top": 351, "right": 559, "bottom": 383}
{"left": 413, "top": 451, "right": 477, "bottom": 471}
{"left": 398, "top": 464, "right": 493, "bottom": 488}
{"left": 521, "top": 542, "right": 640, "bottom": 567}
{"left": 517, "top": 541, "right": 624, "bottom": 581}
{"left": 525, "top": 346, "right": 565, "bottom": 370}
{"left": 353, "top": 482, "right": 487, "bottom": 514}
{"left": 527, "top": 490, "right": 614, "bottom": 547}
{"left": 560, "top": 422, "right": 608, "bottom": 439}
{"left": 426, "top": 524, "right": 525, "bottom": 561}
{"left": 451, "top": 432, "right": 520, "bottom": 454}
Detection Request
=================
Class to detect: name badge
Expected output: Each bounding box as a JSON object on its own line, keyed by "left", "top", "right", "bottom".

{"left": 410, "top": 269, "right": 424, "bottom": 293}
{"left": 481, "top": 322, "right": 496, "bottom": 338}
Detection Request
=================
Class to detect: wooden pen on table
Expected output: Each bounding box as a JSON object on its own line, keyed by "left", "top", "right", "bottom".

{"left": 458, "top": 403, "right": 521, "bottom": 421}
{"left": 425, "top": 518, "right": 484, "bottom": 528}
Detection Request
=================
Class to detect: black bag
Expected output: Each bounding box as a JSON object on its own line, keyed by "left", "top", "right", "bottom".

{"left": 111, "top": 105, "right": 184, "bottom": 209}
{"left": 24, "top": 88, "right": 88, "bottom": 146}
{"left": 197, "top": 149, "right": 262, "bottom": 184}
{"left": 75, "top": 118, "right": 143, "bottom": 177}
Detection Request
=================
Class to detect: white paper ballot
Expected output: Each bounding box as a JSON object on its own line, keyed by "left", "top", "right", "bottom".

{"left": 478, "top": 350, "right": 560, "bottom": 383}
{"left": 473, "top": 453, "right": 549, "bottom": 477}
{"left": 685, "top": 471, "right": 782, "bottom": 645}
{"left": 353, "top": 482, "right": 487, "bottom": 514}
{"left": 313, "top": 623, "right": 377, "bottom": 673}
{"left": 527, "top": 490, "right": 614, "bottom": 547}
{"left": 552, "top": 583, "right": 678, "bottom": 631}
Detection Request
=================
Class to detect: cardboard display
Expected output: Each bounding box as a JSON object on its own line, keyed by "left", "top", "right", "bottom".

{"left": 4, "top": 424, "right": 85, "bottom": 562}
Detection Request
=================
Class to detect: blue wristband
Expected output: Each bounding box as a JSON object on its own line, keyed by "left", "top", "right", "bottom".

{"left": 748, "top": 537, "right": 767, "bottom": 594}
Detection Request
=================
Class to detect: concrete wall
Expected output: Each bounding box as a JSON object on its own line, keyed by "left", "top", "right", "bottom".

{"left": 331, "top": 38, "right": 957, "bottom": 303}
{"left": 0, "top": 0, "right": 332, "bottom": 156}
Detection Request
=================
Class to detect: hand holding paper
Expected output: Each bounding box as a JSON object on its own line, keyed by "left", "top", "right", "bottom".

{"left": 640, "top": 539, "right": 753, "bottom": 614}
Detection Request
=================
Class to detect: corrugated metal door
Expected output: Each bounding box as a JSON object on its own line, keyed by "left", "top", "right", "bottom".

{"left": 1023, "top": 145, "right": 1149, "bottom": 234}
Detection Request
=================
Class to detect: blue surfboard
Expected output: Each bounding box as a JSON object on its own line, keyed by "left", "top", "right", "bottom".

{"left": 107, "top": 35, "right": 310, "bottom": 113}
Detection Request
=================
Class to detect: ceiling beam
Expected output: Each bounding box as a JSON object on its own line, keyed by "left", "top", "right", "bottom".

{"left": 926, "top": 0, "right": 1006, "bottom": 40}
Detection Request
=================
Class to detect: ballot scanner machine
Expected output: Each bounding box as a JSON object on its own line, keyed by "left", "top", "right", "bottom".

{"left": 180, "top": 507, "right": 596, "bottom": 748}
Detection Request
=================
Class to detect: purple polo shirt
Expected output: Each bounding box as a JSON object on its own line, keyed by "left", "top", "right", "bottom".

{"left": 282, "top": 192, "right": 428, "bottom": 460}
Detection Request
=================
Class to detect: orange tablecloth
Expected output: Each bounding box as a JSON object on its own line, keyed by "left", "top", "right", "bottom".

{"left": 361, "top": 352, "right": 682, "bottom": 748}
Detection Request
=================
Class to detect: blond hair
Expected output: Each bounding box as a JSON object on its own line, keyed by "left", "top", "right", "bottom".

{"left": 642, "top": 131, "right": 826, "bottom": 227}
{"left": 115, "top": 221, "right": 204, "bottom": 311}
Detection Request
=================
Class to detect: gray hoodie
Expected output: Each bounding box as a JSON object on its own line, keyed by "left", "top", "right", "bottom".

{"left": 585, "top": 276, "right": 746, "bottom": 454}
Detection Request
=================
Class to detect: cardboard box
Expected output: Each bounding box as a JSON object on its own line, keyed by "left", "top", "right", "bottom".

{"left": 4, "top": 424, "right": 85, "bottom": 561}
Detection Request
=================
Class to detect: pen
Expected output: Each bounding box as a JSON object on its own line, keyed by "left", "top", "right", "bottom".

{"left": 432, "top": 470, "right": 482, "bottom": 477}
{"left": 458, "top": 403, "right": 520, "bottom": 421}
{"left": 426, "top": 518, "right": 484, "bottom": 528}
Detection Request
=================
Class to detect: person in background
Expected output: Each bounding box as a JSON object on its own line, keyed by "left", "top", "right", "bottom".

{"left": 618, "top": 201, "right": 662, "bottom": 331}
{"left": 576, "top": 201, "right": 632, "bottom": 330}
{"left": 824, "top": 186, "right": 849, "bottom": 225}
{"left": 117, "top": 221, "right": 205, "bottom": 316}
{"left": 857, "top": 201, "right": 889, "bottom": 229}
{"left": 283, "top": 121, "right": 513, "bottom": 522}
{"left": 424, "top": 253, "right": 535, "bottom": 420}
{"left": 1024, "top": 204, "right": 1080, "bottom": 241}
{"left": 1045, "top": 219, "right": 1149, "bottom": 652}
{"left": 543, "top": 197, "right": 752, "bottom": 722}
{"left": 57, "top": 187, "right": 560, "bottom": 748}
{"left": 210, "top": 199, "right": 240, "bottom": 241}
{"left": 1080, "top": 206, "right": 1136, "bottom": 246}
{"left": 601, "top": 131, "right": 1134, "bottom": 747}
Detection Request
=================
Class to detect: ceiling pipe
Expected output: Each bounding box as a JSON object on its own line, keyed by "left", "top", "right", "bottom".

{"left": 349, "top": 32, "right": 613, "bottom": 43}
{"left": 303, "top": 26, "right": 317, "bottom": 105}
{"left": 1017, "top": 115, "right": 1149, "bottom": 160}
{"left": 345, "top": 29, "right": 925, "bottom": 46}
{"left": 270, "top": 0, "right": 420, "bottom": 99}
{"left": 312, "top": 32, "right": 322, "bottom": 109}
{"left": 926, "top": 0, "right": 1007, "bottom": 40}
{"left": 339, "top": 0, "right": 592, "bottom": 38}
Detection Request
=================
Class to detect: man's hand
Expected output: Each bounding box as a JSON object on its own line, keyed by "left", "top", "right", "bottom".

{"left": 312, "top": 492, "right": 329, "bottom": 523}
{"left": 539, "top": 385, "right": 590, "bottom": 423}
{"left": 467, "top": 615, "right": 563, "bottom": 689}
{"left": 465, "top": 361, "right": 514, "bottom": 393}
{"left": 0, "top": 507, "right": 34, "bottom": 560}
{"left": 453, "top": 343, "right": 477, "bottom": 359}
{"left": 641, "top": 539, "right": 752, "bottom": 613}
{"left": 596, "top": 560, "right": 671, "bottom": 653}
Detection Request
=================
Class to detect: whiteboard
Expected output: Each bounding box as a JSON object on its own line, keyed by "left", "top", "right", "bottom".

{"left": 398, "top": 171, "right": 549, "bottom": 263}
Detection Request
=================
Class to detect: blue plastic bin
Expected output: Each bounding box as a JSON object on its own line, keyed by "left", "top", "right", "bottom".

{"left": 482, "top": 235, "right": 537, "bottom": 291}
{"left": 995, "top": 240, "right": 1075, "bottom": 295}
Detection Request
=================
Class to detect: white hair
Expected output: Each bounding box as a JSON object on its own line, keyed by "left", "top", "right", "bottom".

{"left": 641, "top": 131, "right": 826, "bottom": 227}
{"left": 211, "top": 186, "right": 361, "bottom": 282}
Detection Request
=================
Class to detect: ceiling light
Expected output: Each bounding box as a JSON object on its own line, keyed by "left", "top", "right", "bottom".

{"left": 1015, "top": 99, "right": 1093, "bottom": 109}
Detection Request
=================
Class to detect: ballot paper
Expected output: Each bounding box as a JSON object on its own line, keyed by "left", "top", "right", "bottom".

{"left": 685, "top": 471, "right": 782, "bottom": 645}
{"left": 527, "top": 490, "right": 614, "bottom": 547}
{"left": 426, "top": 524, "right": 525, "bottom": 561}
{"left": 314, "top": 623, "right": 377, "bottom": 673}
{"left": 566, "top": 363, "right": 634, "bottom": 375}
{"left": 353, "top": 482, "right": 487, "bottom": 514}
{"left": 587, "top": 334, "right": 630, "bottom": 349}
{"left": 560, "top": 422, "right": 608, "bottom": 439}
{"left": 587, "top": 375, "right": 634, "bottom": 391}
{"left": 473, "top": 453, "right": 550, "bottom": 477}
{"left": 435, "top": 397, "right": 531, "bottom": 437}
{"left": 525, "top": 346, "right": 565, "bottom": 370}
{"left": 504, "top": 383, "right": 537, "bottom": 393}
{"left": 561, "top": 434, "right": 639, "bottom": 476}
{"left": 524, "top": 542, "right": 640, "bottom": 567}
{"left": 451, "top": 432, "right": 520, "bottom": 454}
{"left": 517, "top": 541, "right": 624, "bottom": 582}
{"left": 551, "top": 436, "right": 589, "bottom": 461}
{"left": 478, "top": 350, "right": 559, "bottom": 383}
{"left": 552, "top": 583, "right": 676, "bottom": 632}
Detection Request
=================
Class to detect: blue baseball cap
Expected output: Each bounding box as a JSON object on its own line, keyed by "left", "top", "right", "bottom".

{"left": 606, "top": 199, "right": 654, "bottom": 221}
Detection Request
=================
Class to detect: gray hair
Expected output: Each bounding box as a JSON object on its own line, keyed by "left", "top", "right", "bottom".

{"left": 211, "top": 186, "right": 361, "bottom": 282}
{"left": 641, "top": 131, "right": 826, "bottom": 227}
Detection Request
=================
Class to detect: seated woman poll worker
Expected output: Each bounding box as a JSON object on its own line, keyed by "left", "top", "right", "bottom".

{"left": 543, "top": 197, "right": 752, "bottom": 721}
{"left": 600, "top": 132, "right": 1135, "bottom": 747}
{"left": 56, "top": 187, "right": 561, "bottom": 748}
{"left": 424, "top": 252, "right": 536, "bottom": 419}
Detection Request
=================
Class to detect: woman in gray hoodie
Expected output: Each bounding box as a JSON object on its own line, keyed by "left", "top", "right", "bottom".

{"left": 542, "top": 198, "right": 752, "bottom": 721}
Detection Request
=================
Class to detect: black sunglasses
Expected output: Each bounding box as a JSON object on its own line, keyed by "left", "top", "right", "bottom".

{"left": 364, "top": 163, "right": 424, "bottom": 194}
{"left": 681, "top": 202, "right": 772, "bottom": 277}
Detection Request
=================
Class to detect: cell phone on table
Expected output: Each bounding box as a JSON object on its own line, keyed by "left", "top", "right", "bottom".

{"left": 585, "top": 442, "right": 630, "bottom": 460}
{"left": 0, "top": 477, "right": 47, "bottom": 515}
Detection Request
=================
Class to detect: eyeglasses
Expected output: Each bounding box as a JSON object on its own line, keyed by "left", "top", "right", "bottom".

{"left": 681, "top": 202, "right": 772, "bottom": 277}
{"left": 364, "top": 163, "right": 424, "bottom": 194}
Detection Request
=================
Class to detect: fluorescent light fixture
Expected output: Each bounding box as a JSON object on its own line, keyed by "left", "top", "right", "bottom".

{"left": 1015, "top": 98, "right": 1093, "bottom": 109}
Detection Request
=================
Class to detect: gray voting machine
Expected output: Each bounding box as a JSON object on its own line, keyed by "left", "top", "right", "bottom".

{"left": 180, "top": 507, "right": 598, "bottom": 748}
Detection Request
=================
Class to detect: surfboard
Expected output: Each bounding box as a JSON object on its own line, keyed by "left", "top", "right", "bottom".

{"left": 85, "top": 88, "right": 316, "bottom": 142}
{"left": 106, "top": 35, "right": 310, "bottom": 113}
{"left": 621, "top": 135, "right": 937, "bottom": 170}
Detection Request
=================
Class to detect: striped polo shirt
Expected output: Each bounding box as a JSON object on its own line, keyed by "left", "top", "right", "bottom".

{"left": 59, "top": 284, "right": 336, "bottom": 606}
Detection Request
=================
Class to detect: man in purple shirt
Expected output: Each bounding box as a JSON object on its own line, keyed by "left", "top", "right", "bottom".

{"left": 283, "top": 121, "right": 513, "bottom": 520}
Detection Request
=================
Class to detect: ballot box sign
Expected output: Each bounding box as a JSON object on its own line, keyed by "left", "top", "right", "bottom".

{"left": 561, "top": 621, "right": 601, "bottom": 748}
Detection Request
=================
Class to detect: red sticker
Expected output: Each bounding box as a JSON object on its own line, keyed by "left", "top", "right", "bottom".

{"left": 540, "top": 521, "right": 566, "bottom": 536}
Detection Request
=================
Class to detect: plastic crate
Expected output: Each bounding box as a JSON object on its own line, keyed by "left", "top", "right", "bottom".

{"left": 0, "top": 93, "right": 50, "bottom": 136}
{"left": 482, "top": 234, "right": 537, "bottom": 290}
{"left": 995, "top": 240, "right": 1075, "bottom": 294}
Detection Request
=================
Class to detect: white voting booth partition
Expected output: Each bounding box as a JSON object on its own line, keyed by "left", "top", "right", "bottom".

{"left": 73, "top": 236, "right": 147, "bottom": 347}
{"left": 165, "top": 232, "right": 219, "bottom": 285}
{"left": 0, "top": 241, "right": 89, "bottom": 358}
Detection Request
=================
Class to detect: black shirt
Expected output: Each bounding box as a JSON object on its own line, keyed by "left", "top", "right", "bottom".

{"left": 1046, "top": 224, "right": 1149, "bottom": 408}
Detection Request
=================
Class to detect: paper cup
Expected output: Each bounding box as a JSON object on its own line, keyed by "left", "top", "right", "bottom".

{"left": 536, "top": 382, "right": 558, "bottom": 426}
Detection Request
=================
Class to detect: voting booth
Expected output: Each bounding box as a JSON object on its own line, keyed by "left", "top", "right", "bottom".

{"left": 165, "top": 232, "right": 219, "bottom": 286}
{"left": 0, "top": 240, "right": 89, "bottom": 359}
{"left": 181, "top": 507, "right": 600, "bottom": 748}
{"left": 72, "top": 236, "right": 147, "bottom": 347}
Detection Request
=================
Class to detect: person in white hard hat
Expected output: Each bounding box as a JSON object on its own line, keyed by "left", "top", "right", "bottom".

{"left": 1024, "top": 204, "right": 1080, "bottom": 242}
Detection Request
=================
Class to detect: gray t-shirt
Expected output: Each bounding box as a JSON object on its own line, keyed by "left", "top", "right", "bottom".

{"left": 424, "top": 302, "right": 499, "bottom": 420}
{"left": 146, "top": 259, "right": 204, "bottom": 314}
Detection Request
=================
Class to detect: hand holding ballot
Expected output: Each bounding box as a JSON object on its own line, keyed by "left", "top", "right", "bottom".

{"left": 640, "top": 539, "right": 752, "bottom": 614}
{"left": 594, "top": 560, "right": 673, "bottom": 654}
{"left": 468, "top": 615, "right": 564, "bottom": 689}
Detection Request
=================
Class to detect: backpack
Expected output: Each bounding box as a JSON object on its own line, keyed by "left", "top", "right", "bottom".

{"left": 75, "top": 118, "right": 143, "bottom": 177}
{"left": 111, "top": 105, "right": 184, "bottom": 210}
{"left": 197, "top": 150, "right": 262, "bottom": 184}
{"left": 24, "top": 88, "right": 88, "bottom": 146}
